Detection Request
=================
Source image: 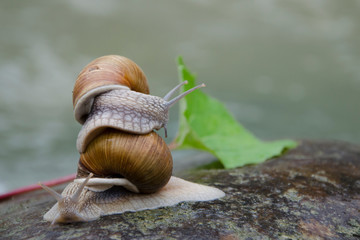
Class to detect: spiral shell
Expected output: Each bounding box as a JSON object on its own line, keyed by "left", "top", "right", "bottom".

{"left": 77, "top": 128, "right": 173, "bottom": 193}
{"left": 73, "top": 55, "right": 149, "bottom": 124}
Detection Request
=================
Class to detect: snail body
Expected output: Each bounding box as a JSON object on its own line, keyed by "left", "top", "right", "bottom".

{"left": 40, "top": 55, "right": 224, "bottom": 224}
{"left": 40, "top": 174, "right": 225, "bottom": 224}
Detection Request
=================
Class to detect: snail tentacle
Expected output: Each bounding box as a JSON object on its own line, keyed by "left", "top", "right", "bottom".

{"left": 163, "top": 81, "right": 188, "bottom": 101}
{"left": 164, "top": 83, "right": 206, "bottom": 109}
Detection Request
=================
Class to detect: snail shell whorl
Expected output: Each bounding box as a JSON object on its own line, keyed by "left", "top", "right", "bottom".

{"left": 78, "top": 128, "right": 173, "bottom": 194}
{"left": 73, "top": 55, "right": 149, "bottom": 124}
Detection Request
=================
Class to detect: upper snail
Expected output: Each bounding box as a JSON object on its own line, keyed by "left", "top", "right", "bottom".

{"left": 73, "top": 55, "right": 205, "bottom": 153}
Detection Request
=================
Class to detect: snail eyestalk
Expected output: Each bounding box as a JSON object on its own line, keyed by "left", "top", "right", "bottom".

{"left": 165, "top": 83, "right": 206, "bottom": 109}
{"left": 163, "top": 81, "right": 188, "bottom": 101}
{"left": 162, "top": 81, "right": 204, "bottom": 137}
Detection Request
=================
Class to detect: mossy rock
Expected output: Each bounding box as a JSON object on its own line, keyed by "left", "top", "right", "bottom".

{"left": 1, "top": 140, "right": 359, "bottom": 239}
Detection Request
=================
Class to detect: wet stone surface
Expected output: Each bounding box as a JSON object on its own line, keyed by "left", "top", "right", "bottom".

{"left": 1, "top": 140, "right": 360, "bottom": 239}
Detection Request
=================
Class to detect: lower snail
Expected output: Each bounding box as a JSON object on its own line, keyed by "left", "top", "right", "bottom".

{"left": 39, "top": 55, "right": 225, "bottom": 224}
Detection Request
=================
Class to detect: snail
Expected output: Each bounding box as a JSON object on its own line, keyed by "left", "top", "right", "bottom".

{"left": 39, "top": 55, "right": 225, "bottom": 224}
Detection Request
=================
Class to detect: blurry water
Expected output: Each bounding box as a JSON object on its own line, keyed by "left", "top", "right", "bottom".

{"left": 0, "top": 0, "right": 359, "bottom": 193}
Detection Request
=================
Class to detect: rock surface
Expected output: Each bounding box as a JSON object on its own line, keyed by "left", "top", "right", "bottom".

{"left": 0, "top": 140, "right": 360, "bottom": 239}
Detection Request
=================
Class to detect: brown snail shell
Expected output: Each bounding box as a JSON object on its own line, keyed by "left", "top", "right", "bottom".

{"left": 73, "top": 55, "right": 149, "bottom": 124}
{"left": 77, "top": 128, "right": 172, "bottom": 194}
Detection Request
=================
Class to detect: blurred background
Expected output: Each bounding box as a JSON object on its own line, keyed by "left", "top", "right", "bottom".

{"left": 0, "top": 0, "right": 359, "bottom": 193}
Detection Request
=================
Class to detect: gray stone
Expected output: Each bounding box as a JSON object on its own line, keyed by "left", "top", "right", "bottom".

{"left": 0, "top": 140, "right": 359, "bottom": 239}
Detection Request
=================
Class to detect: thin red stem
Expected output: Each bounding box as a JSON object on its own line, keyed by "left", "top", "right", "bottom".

{"left": 0, "top": 173, "right": 76, "bottom": 201}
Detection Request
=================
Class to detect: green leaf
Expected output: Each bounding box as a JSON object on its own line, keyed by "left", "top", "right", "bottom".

{"left": 173, "top": 57, "right": 297, "bottom": 169}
